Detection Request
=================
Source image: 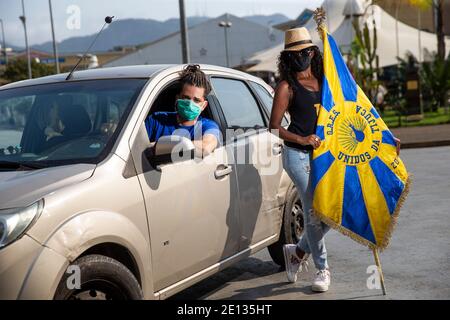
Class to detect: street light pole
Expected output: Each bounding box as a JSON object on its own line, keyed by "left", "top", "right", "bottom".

{"left": 178, "top": 0, "right": 190, "bottom": 64}
{"left": 20, "top": 0, "right": 32, "bottom": 79}
{"left": 0, "top": 19, "right": 7, "bottom": 65}
{"left": 218, "top": 14, "right": 232, "bottom": 68}
{"left": 48, "top": 0, "right": 60, "bottom": 73}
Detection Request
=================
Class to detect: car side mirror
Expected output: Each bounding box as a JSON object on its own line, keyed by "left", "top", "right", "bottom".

{"left": 146, "top": 135, "right": 195, "bottom": 167}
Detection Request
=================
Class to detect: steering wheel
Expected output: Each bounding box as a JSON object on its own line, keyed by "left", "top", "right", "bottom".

{"left": 40, "top": 134, "right": 108, "bottom": 159}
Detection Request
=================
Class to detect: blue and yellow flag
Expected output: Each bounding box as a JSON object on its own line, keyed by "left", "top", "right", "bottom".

{"left": 312, "top": 27, "right": 410, "bottom": 250}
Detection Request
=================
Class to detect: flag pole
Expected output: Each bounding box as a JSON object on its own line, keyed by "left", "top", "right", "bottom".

{"left": 372, "top": 248, "right": 387, "bottom": 295}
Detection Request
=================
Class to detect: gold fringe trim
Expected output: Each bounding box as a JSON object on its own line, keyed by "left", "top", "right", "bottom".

{"left": 313, "top": 7, "right": 328, "bottom": 39}
{"left": 312, "top": 174, "right": 412, "bottom": 251}
{"left": 377, "top": 174, "right": 412, "bottom": 251}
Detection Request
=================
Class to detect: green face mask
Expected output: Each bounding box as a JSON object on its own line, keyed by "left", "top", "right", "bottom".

{"left": 176, "top": 99, "right": 203, "bottom": 121}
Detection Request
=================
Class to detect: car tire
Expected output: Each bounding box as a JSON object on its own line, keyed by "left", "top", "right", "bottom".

{"left": 267, "top": 184, "right": 305, "bottom": 268}
{"left": 54, "top": 254, "right": 143, "bottom": 300}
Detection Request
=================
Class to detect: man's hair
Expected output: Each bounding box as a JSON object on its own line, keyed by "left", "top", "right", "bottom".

{"left": 178, "top": 64, "right": 212, "bottom": 98}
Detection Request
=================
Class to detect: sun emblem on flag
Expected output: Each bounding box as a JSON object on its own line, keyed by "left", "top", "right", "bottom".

{"left": 338, "top": 115, "right": 367, "bottom": 153}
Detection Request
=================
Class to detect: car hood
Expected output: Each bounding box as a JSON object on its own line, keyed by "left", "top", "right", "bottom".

{"left": 0, "top": 164, "right": 96, "bottom": 209}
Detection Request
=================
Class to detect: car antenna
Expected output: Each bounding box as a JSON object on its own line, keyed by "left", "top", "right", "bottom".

{"left": 65, "top": 16, "right": 114, "bottom": 81}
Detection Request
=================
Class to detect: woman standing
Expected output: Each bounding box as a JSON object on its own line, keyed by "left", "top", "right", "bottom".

{"left": 269, "top": 27, "right": 331, "bottom": 292}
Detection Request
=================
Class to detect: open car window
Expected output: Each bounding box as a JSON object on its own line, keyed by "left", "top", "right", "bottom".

{"left": 148, "top": 80, "right": 215, "bottom": 121}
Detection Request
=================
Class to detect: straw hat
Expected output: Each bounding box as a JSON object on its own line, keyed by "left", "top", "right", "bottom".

{"left": 283, "top": 27, "right": 316, "bottom": 52}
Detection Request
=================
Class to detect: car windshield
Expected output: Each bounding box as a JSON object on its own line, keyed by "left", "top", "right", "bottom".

{"left": 0, "top": 79, "right": 147, "bottom": 169}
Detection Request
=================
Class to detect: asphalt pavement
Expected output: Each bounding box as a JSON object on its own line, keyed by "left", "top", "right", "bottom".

{"left": 171, "top": 146, "right": 450, "bottom": 300}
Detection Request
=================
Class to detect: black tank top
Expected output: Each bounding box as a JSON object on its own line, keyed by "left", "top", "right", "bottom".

{"left": 284, "top": 80, "right": 321, "bottom": 151}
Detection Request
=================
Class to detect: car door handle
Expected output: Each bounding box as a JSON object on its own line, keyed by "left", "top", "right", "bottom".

{"left": 272, "top": 143, "right": 283, "bottom": 155}
{"left": 214, "top": 165, "right": 233, "bottom": 179}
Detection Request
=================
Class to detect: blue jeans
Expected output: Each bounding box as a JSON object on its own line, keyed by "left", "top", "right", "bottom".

{"left": 282, "top": 144, "right": 330, "bottom": 270}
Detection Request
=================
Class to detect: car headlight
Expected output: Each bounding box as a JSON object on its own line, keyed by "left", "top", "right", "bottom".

{"left": 0, "top": 199, "right": 44, "bottom": 248}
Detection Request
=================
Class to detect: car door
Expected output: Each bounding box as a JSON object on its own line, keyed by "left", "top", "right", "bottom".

{"left": 128, "top": 75, "right": 241, "bottom": 292}
{"left": 209, "top": 77, "right": 284, "bottom": 250}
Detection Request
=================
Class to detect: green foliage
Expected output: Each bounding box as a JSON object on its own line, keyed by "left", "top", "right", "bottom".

{"left": 383, "top": 53, "right": 419, "bottom": 125}
{"left": 2, "top": 59, "right": 55, "bottom": 82}
{"left": 420, "top": 52, "right": 450, "bottom": 112}
{"left": 351, "top": 18, "right": 380, "bottom": 104}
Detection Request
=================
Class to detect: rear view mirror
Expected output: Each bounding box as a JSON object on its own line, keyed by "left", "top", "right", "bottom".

{"left": 146, "top": 135, "right": 195, "bottom": 167}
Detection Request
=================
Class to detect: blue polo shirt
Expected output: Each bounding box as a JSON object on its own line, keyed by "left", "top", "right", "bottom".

{"left": 144, "top": 112, "right": 221, "bottom": 143}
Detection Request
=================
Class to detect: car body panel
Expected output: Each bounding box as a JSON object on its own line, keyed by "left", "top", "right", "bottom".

{"left": 0, "top": 164, "right": 95, "bottom": 209}
{"left": 0, "top": 64, "right": 292, "bottom": 300}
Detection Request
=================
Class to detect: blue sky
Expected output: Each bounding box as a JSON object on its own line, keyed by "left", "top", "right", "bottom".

{"left": 0, "top": 0, "right": 322, "bottom": 47}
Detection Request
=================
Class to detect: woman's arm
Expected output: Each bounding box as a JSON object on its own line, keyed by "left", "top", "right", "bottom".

{"left": 269, "top": 81, "right": 320, "bottom": 149}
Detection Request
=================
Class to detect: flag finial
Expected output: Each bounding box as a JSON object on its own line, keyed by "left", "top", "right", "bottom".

{"left": 313, "top": 7, "right": 327, "bottom": 39}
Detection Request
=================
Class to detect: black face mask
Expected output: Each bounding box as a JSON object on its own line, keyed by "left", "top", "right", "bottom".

{"left": 291, "top": 53, "right": 312, "bottom": 72}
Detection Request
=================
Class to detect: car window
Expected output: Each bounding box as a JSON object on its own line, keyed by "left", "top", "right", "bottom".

{"left": 0, "top": 79, "right": 146, "bottom": 168}
{"left": 250, "top": 82, "right": 288, "bottom": 127}
{"left": 210, "top": 78, "right": 265, "bottom": 128}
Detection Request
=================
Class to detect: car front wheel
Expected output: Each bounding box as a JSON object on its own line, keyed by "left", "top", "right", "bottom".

{"left": 267, "top": 184, "right": 305, "bottom": 268}
{"left": 54, "top": 254, "right": 143, "bottom": 300}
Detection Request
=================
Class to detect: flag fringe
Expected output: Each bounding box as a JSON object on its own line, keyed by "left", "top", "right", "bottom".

{"left": 377, "top": 174, "right": 412, "bottom": 251}
{"left": 312, "top": 174, "right": 412, "bottom": 251}
{"left": 312, "top": 209, "right": 377, "bottom": 250}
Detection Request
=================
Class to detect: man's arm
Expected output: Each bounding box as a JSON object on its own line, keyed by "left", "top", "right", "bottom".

{"left": 192, "top": 134, "right": 218, "bottom": 157}
{"left": 144, "top": 114, "right": 156, "bottom": 142}
{"left": 193, "top": 119, "right": 221, "bottom": 157}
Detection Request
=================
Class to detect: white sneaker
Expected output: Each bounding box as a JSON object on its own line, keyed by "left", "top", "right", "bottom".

{"left": 312, "top": 269, "right": 331, "bottom": 292}
{"left": 282, "top": 244, "right": 309, "bottom": 283}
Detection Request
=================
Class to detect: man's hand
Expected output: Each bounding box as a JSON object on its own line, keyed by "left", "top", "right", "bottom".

{"left": 44, "top": 126, "right": 62, "bottom": 141}
{"left": 193, "top": 134, "right": 218, "bottom": 157}
{"left": 394, "top": 137, "right": 401, "bottom": 156}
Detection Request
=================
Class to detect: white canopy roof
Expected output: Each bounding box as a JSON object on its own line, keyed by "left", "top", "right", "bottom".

{"left": 246, "top": 0, "right": 450, "bottom": 73}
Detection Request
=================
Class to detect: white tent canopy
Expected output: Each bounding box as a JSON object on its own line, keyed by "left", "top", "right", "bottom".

{"left": 246, "top": 0, "right": 348, "bottom": 72}
{"left": 246, "top": 0, "right": 450, "bottom": 73}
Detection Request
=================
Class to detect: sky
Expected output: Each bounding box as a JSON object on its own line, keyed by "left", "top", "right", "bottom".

{"left": 0, "top": 0, "right": 323, "bottom": 47}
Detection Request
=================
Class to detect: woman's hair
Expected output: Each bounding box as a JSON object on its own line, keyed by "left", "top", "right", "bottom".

{"left": 277, "top": 46, "right": 323, "bottom": 92}
{"left": 178, "top": 64, "right": 212, "bottom": 97}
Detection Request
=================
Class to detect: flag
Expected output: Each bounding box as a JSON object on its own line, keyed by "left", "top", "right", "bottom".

{"left": 311, "top": 27, "right": 410, "bottom": 250}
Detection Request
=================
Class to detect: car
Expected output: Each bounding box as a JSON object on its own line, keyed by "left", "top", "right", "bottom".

{"left": 0, "top": 64, "right": 304, "bottom": 300}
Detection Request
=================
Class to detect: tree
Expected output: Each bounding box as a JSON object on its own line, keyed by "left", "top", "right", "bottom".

{"left": 420, "top": 51, "right": 450, "bottom": 111}
{"left": 2, "top": 58, "right": 54, "bottom": 83}
{"left": 351, "top": 17, "right": 380, "bottom": 105}
{"left": 434, "top": 0, "right": 446, "bottom": 60}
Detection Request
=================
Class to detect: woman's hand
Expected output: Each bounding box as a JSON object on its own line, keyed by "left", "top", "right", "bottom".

{"left": 300, "top": 134, "right": 321, "bottom": 149}
{"left": 394, "top": 137, "right": 401, "bottom": 156}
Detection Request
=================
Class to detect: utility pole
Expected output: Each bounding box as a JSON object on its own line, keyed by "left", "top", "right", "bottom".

{"left": 49, "top": 0, "right": 60, "bottom": 73}
{"left": 0, "top": 19, "right": 7, "bottom": 65}
{"left": 20, "top": 0, "right": 32, "bottom": 79}
{"left": 178, "top": 0, "right": 190, "bottom": 64}
{"left": 218, "top": 14, "right": 232, "bottom": 67}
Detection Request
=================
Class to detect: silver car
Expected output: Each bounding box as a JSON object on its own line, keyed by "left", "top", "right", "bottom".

{"left": 0, "top": 64, "right": 303, "bottom": 300}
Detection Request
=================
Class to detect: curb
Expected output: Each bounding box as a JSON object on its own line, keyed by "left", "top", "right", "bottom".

{"left": 400, "top": 140, "right": 450, "bottom": 149}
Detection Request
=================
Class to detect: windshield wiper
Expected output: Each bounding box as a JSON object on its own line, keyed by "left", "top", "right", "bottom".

{"left": 0, "top": 160, "right": 47, "bottom": 170}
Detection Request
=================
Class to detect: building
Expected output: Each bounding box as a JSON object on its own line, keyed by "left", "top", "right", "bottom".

{"left": 1, "top": 47, "right": 135, "bottom": 72}
{"left": 243, "top": 0, "right": 450, "bottom": 75}
{"left": 103, "top": 13, "right": 284, "bottom": 68}
{"left": 272, "top": 8, "right": 314, "bottom": 31}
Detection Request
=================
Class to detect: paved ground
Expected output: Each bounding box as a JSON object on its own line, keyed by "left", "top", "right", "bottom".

{"left": 391, "top": 124, "right": 450, "bottom": 148}
{"left": 172, "top": 146, "right": 450, "bottom": 300}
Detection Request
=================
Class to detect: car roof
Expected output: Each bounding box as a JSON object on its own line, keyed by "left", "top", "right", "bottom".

{"left": 0, "top": 64, "right": 269, "bottom": 90}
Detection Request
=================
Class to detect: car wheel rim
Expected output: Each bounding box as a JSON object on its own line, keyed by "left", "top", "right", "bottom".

{"left": 291, "top": 198, "right": 304, "bottom": 242}
{"left": 68, "top": 280, "right": 127, "bottom": 300}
